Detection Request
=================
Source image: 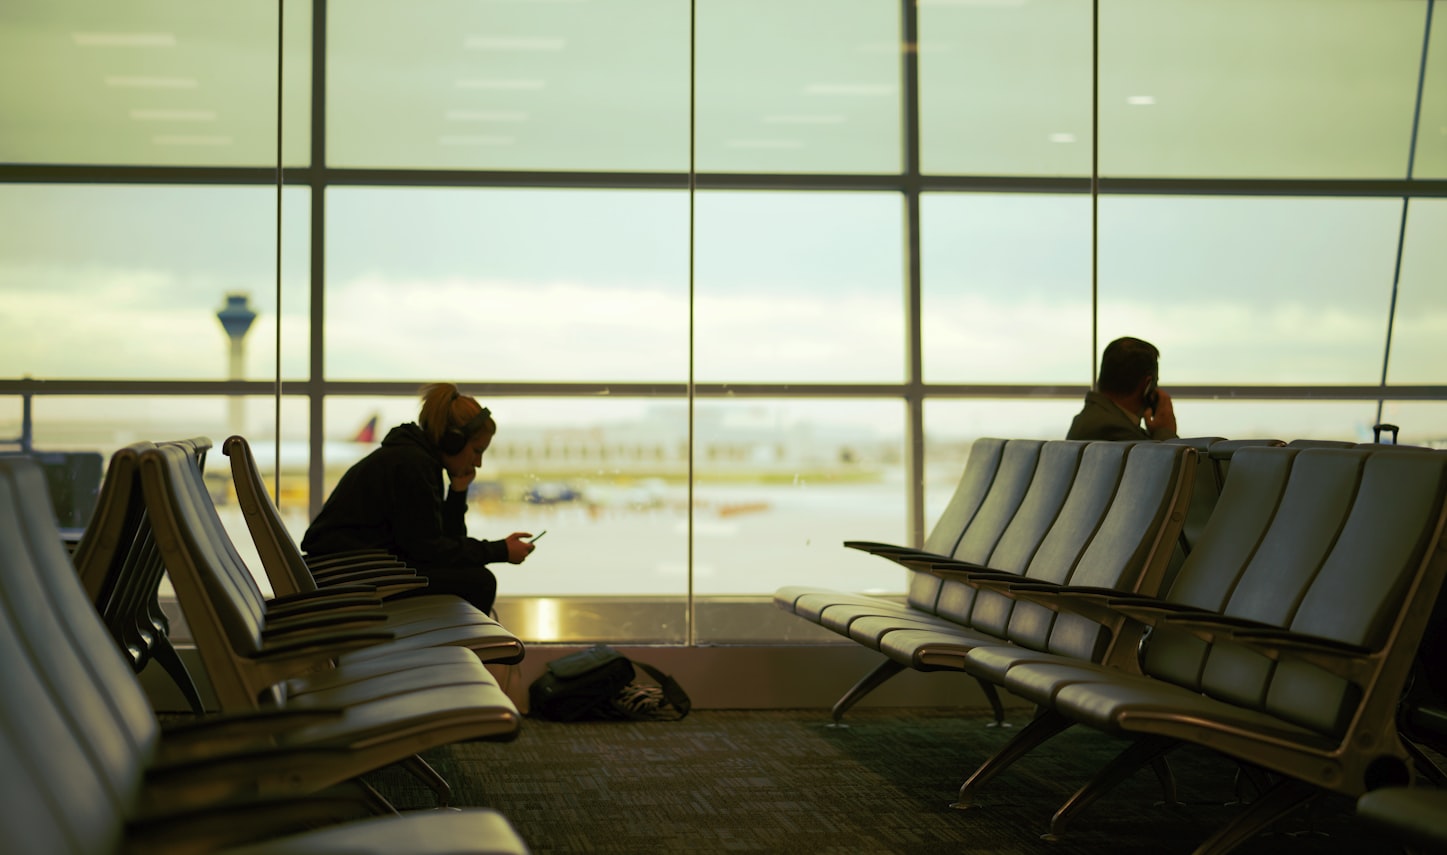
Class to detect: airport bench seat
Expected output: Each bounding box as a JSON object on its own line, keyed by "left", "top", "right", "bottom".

{"left": 955, "top": 445, "right": 1447, "bottom": 853}
{"left": 1356, "top": 787, "right": 1447, "bottom": 854}
{"left": 127, "top": 440, "right": 522, "bottom": 806}
{"left": 0, "top": 454, "right": 531, "bottom": 855}
{"left": 774, "top": 437, "right": 1194, "bottom": 727}
{"left": 774, "top": 437, "right": 1014, "bottom": 634}
{"left": 222, "top": 434, "right": 526, "bottom": 666}
{"left": 862, "top": 441, "right": 1191, "bottom": 711}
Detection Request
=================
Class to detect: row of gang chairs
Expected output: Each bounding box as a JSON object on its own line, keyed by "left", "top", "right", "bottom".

{"left": 776, "top": 436, "right": 1447, "bottom": 855}
{"left": 0, "top": 436, "right": 535, "bottom": 854}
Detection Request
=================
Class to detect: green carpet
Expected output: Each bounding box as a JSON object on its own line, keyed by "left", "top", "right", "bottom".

{"left": 365, "top": 708, "right": 1389, "bottom": 855}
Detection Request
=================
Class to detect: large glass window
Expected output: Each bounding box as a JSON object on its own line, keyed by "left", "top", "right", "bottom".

{"left": 319, "top": 395, "right": 691, "bottom": 601}
{"left": 1378, "top": 401, "right": 1447, "bottom": 448}
{"left": 692, "top": 399, "right": 906, "bottom": 596}
{"left": 1174, "top": 399, "right": 1382, "bottom": 445}
{"left": 0, "top": 184, "right": 310, "bottom": 380}
{"left": 921, "top": 192, "right": 1093, "bottom": 383}
{"left": 919, "top": 0, "right": 1092, "bottom": 177}
{"left": 0, "top": 1, "right": 311, "bottom": 166}
{"left": 1099, "top": 0, "right": 1427, "bottom": 179}
{"left": 3, "top": 0, "right": 1443, "bottom": 648}
{"left": 1416, "top": 5, "right": 1447, "bottom": 179}
{"left": 325, "top": 187, "right": 690, "bottom": 382}
{"left": 327, "top": 0, "right": 690, "bottom": 172}
{"left": 1387, "top": 199, "right": 1447, "bottom": 384}
{"left": 695, "top": 0, "right": 901, "bottom": 174}
{"left": 1097, "top": 196, "right": 1403, "bottom": 385}
{"left": 694, "top": 191, "right": 905, "bottom": 382}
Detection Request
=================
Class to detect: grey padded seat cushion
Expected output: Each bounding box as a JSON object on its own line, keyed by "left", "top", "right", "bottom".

{"left": 1050, "top": 672, "right": 1341, "bottom": 751}
{"left": 841, "top": 440, "right": 1092, "bottom": 648}
{"left": 219, "top": 811, "right": 530, "bottom": 855}
{"left": 988, "top": 446, "right": 1302, "bottom": 699}
{"left": 808, "top": 439, "right": 1047, "bottom": 636}
{"left": 780, "top": 438, "right": 1035, "bottom": 626}
{"left": 1355, "top": 788, "right": 1447, "bottom": 853}
{"left": 1009, "top": 447, "right": 1447, "bottom": 746}
{"left": 874, "top": 442, "right": 1187, "bottom": 672}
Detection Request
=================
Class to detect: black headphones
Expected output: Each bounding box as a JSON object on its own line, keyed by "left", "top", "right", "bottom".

{"left": 438, "top": 407, "right": 492, "bottom": 455}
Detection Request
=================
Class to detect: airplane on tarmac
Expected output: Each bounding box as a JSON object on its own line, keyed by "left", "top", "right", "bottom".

{"left": 243, "top": 413, "right": 381, "bottom": 480}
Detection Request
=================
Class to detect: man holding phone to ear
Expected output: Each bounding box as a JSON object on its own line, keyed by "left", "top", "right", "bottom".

{"left": 1066, "top": 336, "right": 1179, "bottom": 441}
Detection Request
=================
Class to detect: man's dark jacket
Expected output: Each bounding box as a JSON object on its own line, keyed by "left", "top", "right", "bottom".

{"left": 300, "top": 422, "right": 508, "bottom": 569}
{"left": 1066, "top": 390, "right": 1153, "bottom": 441}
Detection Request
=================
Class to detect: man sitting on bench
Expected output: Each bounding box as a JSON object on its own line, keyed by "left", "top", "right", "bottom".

{"left": 1067, "top": 336, "right": 1179, "bottom": 441}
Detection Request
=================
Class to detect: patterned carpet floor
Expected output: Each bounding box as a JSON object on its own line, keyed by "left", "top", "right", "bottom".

{"left": 365, "top": 708, "right": 1393, "bottom": 855}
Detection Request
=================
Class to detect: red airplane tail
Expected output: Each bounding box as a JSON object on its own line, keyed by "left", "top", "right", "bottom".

{"left": 352, "top": 415, "right": 379, "bottom": 444}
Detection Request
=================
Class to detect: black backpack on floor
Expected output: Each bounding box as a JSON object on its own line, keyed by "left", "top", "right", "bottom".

{"left": 528, "top": 644, "right": 691, "bottom": 722}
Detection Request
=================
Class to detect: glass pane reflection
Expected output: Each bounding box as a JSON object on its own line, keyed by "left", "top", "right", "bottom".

{"left": 1377, "top": 401, "right": 1447, "bottom": 448}
{"left": 0, "top": 0, "right": 311, "bottom": 167}
{"left": 1414, "top": 7, "right": 1447, "bottom": 179}
{"left": 0, "top": 184, "right": 310, "bottom": 381}
{"left": 325, "top": 187, "right": 690, "bottom": 382}
{"left": 921, "top": 192, "right": 1093, "bottom": 384}
{"left": 321, "top": 395, "right": 691, "bottom": 600}
{"left": 919, "top": 0, "right": 1092, "bottom": 177}
{"left": 696, "top": 0, "right": 901, "bottom": 174}
{"left": 692, "top": 399, "right": 907, "bottom": 597}
{"left": 1098, "top": 196, "right": 1402, "bottom": 385}
{"left": 328, "top": 0, "right": 689, "bottom": 171}
{"left": 1387, "top": 200, "right": 1447, "bottom": 384}
{"left": 694, "top": 191, "right": 905, "bottom": 383}
{"left": 1099, "top": 0, "right": 1424, "bottom": 179}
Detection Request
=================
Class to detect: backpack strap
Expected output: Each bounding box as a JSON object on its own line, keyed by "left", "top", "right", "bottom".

{"left": 628, "top": 660, "right": 692, "bottom": 720}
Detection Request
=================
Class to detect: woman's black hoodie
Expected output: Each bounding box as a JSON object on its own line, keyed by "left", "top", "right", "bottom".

{"left": 300, "top": 422, "right": 509, "bottom": 570}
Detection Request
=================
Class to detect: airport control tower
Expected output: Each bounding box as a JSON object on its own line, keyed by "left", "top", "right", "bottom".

{"left": 216, "top": 292, "right": 257, "bottom": 435}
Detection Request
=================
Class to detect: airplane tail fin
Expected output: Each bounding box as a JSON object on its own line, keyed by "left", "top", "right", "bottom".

{"left": 352, "top": 414, "right": 379, "bottom": 444}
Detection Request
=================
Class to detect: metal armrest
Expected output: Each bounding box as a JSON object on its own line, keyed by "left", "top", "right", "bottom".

{"left": 1001, "top": 583, "right": 1128, "bottom": 625}
{"left": 1223, "top": 627, "right": 1376, "bottom": 681}
{"left": 922, "top": 559, "right": 993, "bottom": 576}
{"left": 266, "top": 592, "right": 384, "bottom": 620}
{"left": 262, "top": 609, "right": 388, "bottom": 637}
{"left": 268, "top": 584, "right": 380, "bottom": 605}
{"left": 254, "top": 628, "right": 395, "bottom": 662}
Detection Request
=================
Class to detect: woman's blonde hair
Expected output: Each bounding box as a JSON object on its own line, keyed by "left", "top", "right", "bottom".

{"left": 418, "top": 383, "right": 496, "bottom": 448}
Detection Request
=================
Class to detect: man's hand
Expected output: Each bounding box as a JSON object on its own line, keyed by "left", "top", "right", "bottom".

{"left": 1145, "top": 388, "right": 1178, "bottom": 439}
{"left": 503, "top": 532, "right": 537, "bottom": 564}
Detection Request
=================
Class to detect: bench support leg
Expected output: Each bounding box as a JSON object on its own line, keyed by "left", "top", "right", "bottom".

{"left": 1189, "top": 776, "right": 1320, "bottom": 855}
{"left": 976, "top": 678, "right": 1007, "bottom": 726}
{"left": 402, "top": 754, "right": 453, "bottom": 808}
{"left": 1045, "top": 735, "right": 1177, "bottom": 840}
{"left": 150, "top": 631, "right": 208, "bottom": 716}
{"left": 829, "top": 659, "right": 905, "bottom": 726}
{"left": 1402, "top": 736, "right": 1447, "bottom": 785}
{"left": 952, "top": 708, "right": 1072, "bottom": 809}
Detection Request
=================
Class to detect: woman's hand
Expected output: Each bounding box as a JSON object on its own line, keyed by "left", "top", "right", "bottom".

{"left": 447, "top": 465, "right": 476, "bottom": 494}
{"left": 503, "top": 532, "right": 537, "bottom": 563}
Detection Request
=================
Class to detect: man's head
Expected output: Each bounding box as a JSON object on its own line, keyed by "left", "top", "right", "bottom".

{"left": 1097, "top": 337, "right": 1160, "bottom": 399}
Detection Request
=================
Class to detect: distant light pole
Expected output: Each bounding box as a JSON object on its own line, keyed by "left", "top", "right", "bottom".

{"left": 216, "top": 293, "right": 257, "bottom": 436}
